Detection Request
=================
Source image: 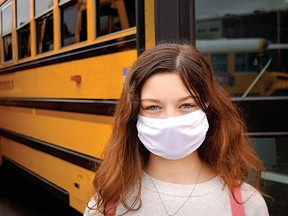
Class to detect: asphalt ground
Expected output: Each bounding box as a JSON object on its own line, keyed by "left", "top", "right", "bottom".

{"left": 0, "top": 166, "right": 82, "bottom": 216}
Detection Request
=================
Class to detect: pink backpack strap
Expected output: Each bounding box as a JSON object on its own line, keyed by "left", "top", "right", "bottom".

{"left": 105, "top": 202, "right": 116, "bottom": 216}
{"left": 229, "top": 186, "right": 245, "bottom": 216}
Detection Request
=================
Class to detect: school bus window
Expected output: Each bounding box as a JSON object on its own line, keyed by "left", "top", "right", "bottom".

{"left": 36, "top": 12, "right": 54, "bottom": 54}
{"left": 211, "top": 54, "right": 228, "bottom": 73}
{"left": 211, "top": 54, "right": 229, "bottom": 86}
{"left": 1, "top": 2, "right": 13, "bottom": 62}
{"left": 2, "top": 35, "right": 12, "bottom": 61}
{"left": 16, "top": 0, "right": 31, "bottom": 59}
{"left": 17, "top": 24, "right": 31, "bottom": 59}
{"left": 235, "top": 53, "right": 257, "bottom": 73}
{"left": 60, "top": 0, "right": 87, "bottom": 47}
{"left": 96, "top": 0, "right": 134, "bottom": 36}
{"left": 16, "top": 0, "right": 30, "bottom": 26}
{"left": 124, "top": 0, "right": 135, "bottom": 27}
{"left": 35, "top": 0, "right": 54, "bottom": 54}
{"left": 35, "top": 0, "right": 53, "bottom": 16}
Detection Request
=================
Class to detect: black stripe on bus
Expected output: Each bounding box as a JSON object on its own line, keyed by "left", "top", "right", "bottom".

{"left": 0, "top": 34, "right": 136, "bottom": 75}
{"left": 0, "top": 128, "right": 101, "bottom": 171}
{"left": 0, "top": 98, "right": 117, "bottom": 116}
{"left": 2, "top": 156, "right": 70, "bottom": 205}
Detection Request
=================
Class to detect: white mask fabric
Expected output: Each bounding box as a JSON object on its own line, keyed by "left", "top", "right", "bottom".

{"left": 136, "top": 109, "right": 209, "bottom": 160}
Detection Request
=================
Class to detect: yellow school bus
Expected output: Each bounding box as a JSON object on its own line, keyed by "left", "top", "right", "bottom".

{"left": 0, "top": 0, "right": 138, "bottom": 213}
{"left": 196, "top": 38, "right": 288, "bottom": 97}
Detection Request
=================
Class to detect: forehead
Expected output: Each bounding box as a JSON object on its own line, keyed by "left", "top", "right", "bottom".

{"left": 140, "top": 72, "right": 192, "bottom": 99}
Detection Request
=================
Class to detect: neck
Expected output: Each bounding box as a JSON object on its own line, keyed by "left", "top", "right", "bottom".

{"left": 145, "top": 151, "right": 209, "bottom": 184}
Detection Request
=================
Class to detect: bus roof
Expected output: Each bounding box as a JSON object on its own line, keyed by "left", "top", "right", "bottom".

{"left": 196, "top": 38, "right": 267, "bottom": 53}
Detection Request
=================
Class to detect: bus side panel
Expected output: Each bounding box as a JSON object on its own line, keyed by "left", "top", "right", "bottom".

{"left": 0, "top": 50, "right": 137, "bottom": 99}
{"left": 0, "top": 106, "right": 113, "bottom": 157}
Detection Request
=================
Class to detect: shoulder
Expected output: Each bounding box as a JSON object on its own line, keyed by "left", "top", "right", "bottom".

{"left": 83, "top": 197, "right": 100, "bottom": 216}
{"left": 241, "top": 183, "right": 269, "bottom": 216}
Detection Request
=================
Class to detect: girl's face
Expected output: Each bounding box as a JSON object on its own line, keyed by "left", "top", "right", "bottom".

{"left": 139, "top": 73, "right": 199, "bottom": 119}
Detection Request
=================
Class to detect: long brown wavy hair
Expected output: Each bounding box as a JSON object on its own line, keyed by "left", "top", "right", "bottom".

{"left": 91, "top": 43, "right": 265, "bottom": 214}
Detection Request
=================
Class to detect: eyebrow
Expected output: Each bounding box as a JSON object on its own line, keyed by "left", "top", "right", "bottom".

{"left": 140, "top": 96, "right": 195, "bottom": 103}
{"left": 178, "top": 95, "right": 195, "bottom": 102}
{"left": 140, "top": 98, "right": 161, "bottom": 103}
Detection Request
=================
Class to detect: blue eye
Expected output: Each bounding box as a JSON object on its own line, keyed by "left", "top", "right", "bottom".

{"left": 147, "top": 105, "right": 160, "bottom": 111}
{"left": 181, "top": 104, "right": 193, "bottom": 109}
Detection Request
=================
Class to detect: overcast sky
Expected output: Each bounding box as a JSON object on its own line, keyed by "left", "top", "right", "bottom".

{"left": 195, "top": 0, "right": 288, "bottom": 20}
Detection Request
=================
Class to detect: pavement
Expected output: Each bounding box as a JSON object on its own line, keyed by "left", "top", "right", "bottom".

{"left": 0, "top": 166, "right": 82, "bottom": 216}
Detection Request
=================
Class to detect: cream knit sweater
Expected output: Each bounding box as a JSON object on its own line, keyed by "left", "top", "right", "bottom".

{"left": 84, "top": 173, "right": 269, "bottom": 216}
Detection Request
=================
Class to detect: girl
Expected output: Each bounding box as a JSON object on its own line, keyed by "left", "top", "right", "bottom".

{"left": 84, "top": 43, "right": 269, "bottom": 216}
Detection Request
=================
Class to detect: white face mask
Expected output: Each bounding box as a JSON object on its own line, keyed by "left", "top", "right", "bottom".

{"left": 136, "top": 109, "right": 209, "bottom": 160}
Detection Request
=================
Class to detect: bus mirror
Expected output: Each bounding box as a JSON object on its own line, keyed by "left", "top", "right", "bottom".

{"left": 252, "top": 57, "right": 258, "bottom": 67}
{"left": 251, "top": 54, "right": 270, "bottom": 73}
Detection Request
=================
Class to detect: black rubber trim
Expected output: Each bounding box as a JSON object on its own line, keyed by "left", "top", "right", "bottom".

{"left": 0, "top": 98, "right": 117, "bottom": 116}
{"left": 0, "top": 128, "right": 101, "bottom": 171}
{"left": 136, "top": 0, "right": 145, "bottom": 55}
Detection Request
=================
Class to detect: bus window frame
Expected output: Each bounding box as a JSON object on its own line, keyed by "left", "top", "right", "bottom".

{"left": 16, "top": 0, "right": 31, "bottom": 60}
{"left": 17, "top": 23, "right": 31, "bottom": 59}
{"left": 15, "top": 0, "right": 30, "bottom": 30}
{"left": 1, "top": 1, "right": 12, "bottom": 36}
{"left": 1, "top": 1, "right": 13, "bottom": 63}
{"left": 34, "top": 6, "right": 54, "bottom": 20}
{"left": 59, "top": 0, "right": 72, "bottom": 7}
{"left": 34, "top": 0, "right": 54, "bottom": 55}
{"left": 96, "top": 0, "right": 131, "bottom": 38}
{"left": 59, "top": 0, "right": 87, "bottom": 48}
{"left": 35, "top": 11, "right": 54, "bottom": 54}
{"left": 34, "top": 0, "right": 54, "bottom": 20}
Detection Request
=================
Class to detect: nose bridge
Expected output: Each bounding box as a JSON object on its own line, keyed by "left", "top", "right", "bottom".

{"left": 165, "top": 105, "right": 178, "bottom": 118}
